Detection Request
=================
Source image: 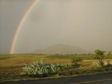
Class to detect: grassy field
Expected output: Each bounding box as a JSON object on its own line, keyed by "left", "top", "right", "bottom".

{"left": 0, "top": 54, "right": 112, "bottom": 82}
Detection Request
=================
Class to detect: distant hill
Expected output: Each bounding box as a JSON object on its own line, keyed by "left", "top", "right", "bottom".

{"left": 33, "top": 44, "right": 89, "bottom": 54}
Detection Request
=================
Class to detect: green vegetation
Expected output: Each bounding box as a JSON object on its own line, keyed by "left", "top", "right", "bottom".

{"left": 46, "top": 54, "right": 95, "bottom": 59}
{"left": 94, "top": 50, "right": 105, "bottom": 68}
{"left": 94, "top": 50, "right": 112, "bottom": 71}
{"left": 0, "top": 51, "right": 112, "bottom": 82}
{"left": 22, "top": 61, "right": 61, "bottom": 77}
{"left": 72, "top": 58, "right": 82, "bottom": 68}
{"left": 22, "top": 58, "right": 83, "bottom": 77}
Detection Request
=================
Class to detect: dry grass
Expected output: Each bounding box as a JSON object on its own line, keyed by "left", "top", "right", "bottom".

{"left": 44, "top": 58, "right": 72, "bottom": 64}
{"left": 0, "top": 54, "right": 112, "bottom": 81}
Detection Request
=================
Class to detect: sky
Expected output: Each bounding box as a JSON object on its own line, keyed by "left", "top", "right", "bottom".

{"left": 0, "top": 0, "right": 33, "bottom": 54}
{"left": 0, "top": 0, "right": 112, "bottom": 54}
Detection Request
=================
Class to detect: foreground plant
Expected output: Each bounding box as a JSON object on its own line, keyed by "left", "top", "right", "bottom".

{"left": 94, "top": 50, "right": 105, "bottom": 68}
{"left": 91, "top": 60, "right": 112, "bottom": 71}
{"left": 72, "top": 58, "right": 82, "bottom": 68}
{"left": 22, "top": 60, "right": 61, "bottom": 77}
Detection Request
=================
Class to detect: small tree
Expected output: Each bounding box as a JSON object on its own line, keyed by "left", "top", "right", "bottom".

{"left": 72, "top": 58, "right": 82, "bottom": 68}
{"left": 94, "top": 49, "right": 105, "bottom": 68}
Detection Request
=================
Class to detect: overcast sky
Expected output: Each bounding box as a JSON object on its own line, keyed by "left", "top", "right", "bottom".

{"left": 0, "top": 0, "right": 32, "bottom": 54}
{"left": 0, "top": 0, "right": 112, "bottom": 54}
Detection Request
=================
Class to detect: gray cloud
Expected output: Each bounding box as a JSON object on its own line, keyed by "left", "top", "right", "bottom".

{"left": 0, "top": 0, "right": 32, "bottom": 54}
{"left": 14, "top": 0, "right": 112, "bottom": 53}
{"left": 0, "top": 0, "right": 112, "bottom": 54}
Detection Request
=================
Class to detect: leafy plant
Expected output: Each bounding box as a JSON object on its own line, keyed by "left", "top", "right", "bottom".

{"left": 72, "top": 58, "right": 82, "bottom": 68}
{"left": 91, "top": 61, "right": 101, "bottom": 67}
{"left": 22, "top": 61, "right": 61, "bottom": 77}
{"left": 91, "top": 60, "right": 112, "bottom": 71}
{"left": 94, "top": 50, "right": 105, "bottom": 68}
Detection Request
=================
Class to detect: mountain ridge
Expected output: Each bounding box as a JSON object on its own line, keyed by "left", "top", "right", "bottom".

{"left": 33, "top": 44, "right": 89, "bottom": 54}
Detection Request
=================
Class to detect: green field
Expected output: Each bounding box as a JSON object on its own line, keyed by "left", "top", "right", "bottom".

{"left": 0, "top": 54, "right": 112, "bottom": 82}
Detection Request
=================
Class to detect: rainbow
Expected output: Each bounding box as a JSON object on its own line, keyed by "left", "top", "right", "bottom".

{"left": 10, "top": 0, "right": 39, "bottom": 54}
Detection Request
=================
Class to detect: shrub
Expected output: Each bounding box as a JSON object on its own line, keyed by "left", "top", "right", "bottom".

{"left": 104, "top": 60, "right": 112, "bottom": 71}
{"left": 91, "top": 61, "right": 101, "bottom": 67}
{"left": 91, "top": 60, "right": 112, "bottom": 71}
{"left": 72, "top": 58, "right": 82, "bottom": 68}
{"left": 94, "top": 50, "right": 105, "bottom": 69}
{"left": 22, "top": 61, "right": 62, "bottom": 77}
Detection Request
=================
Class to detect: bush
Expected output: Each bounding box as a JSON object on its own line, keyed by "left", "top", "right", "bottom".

{"left": 104, "top": 60, "right": 112, "bottom": 71}
{"left": 91, "top": 60, "right": 112, "bottom": 71}
{"left": 22, "top": 61, "right": 62, "bottom": 77}
{"left": 94, "top": 50, "right": 105, "bottom": 68}
{"left": 72, "top": 58, "right": 82, "bottom": 68}
{"left": 104, "top": 64, "right": 112, "bottom": 71}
